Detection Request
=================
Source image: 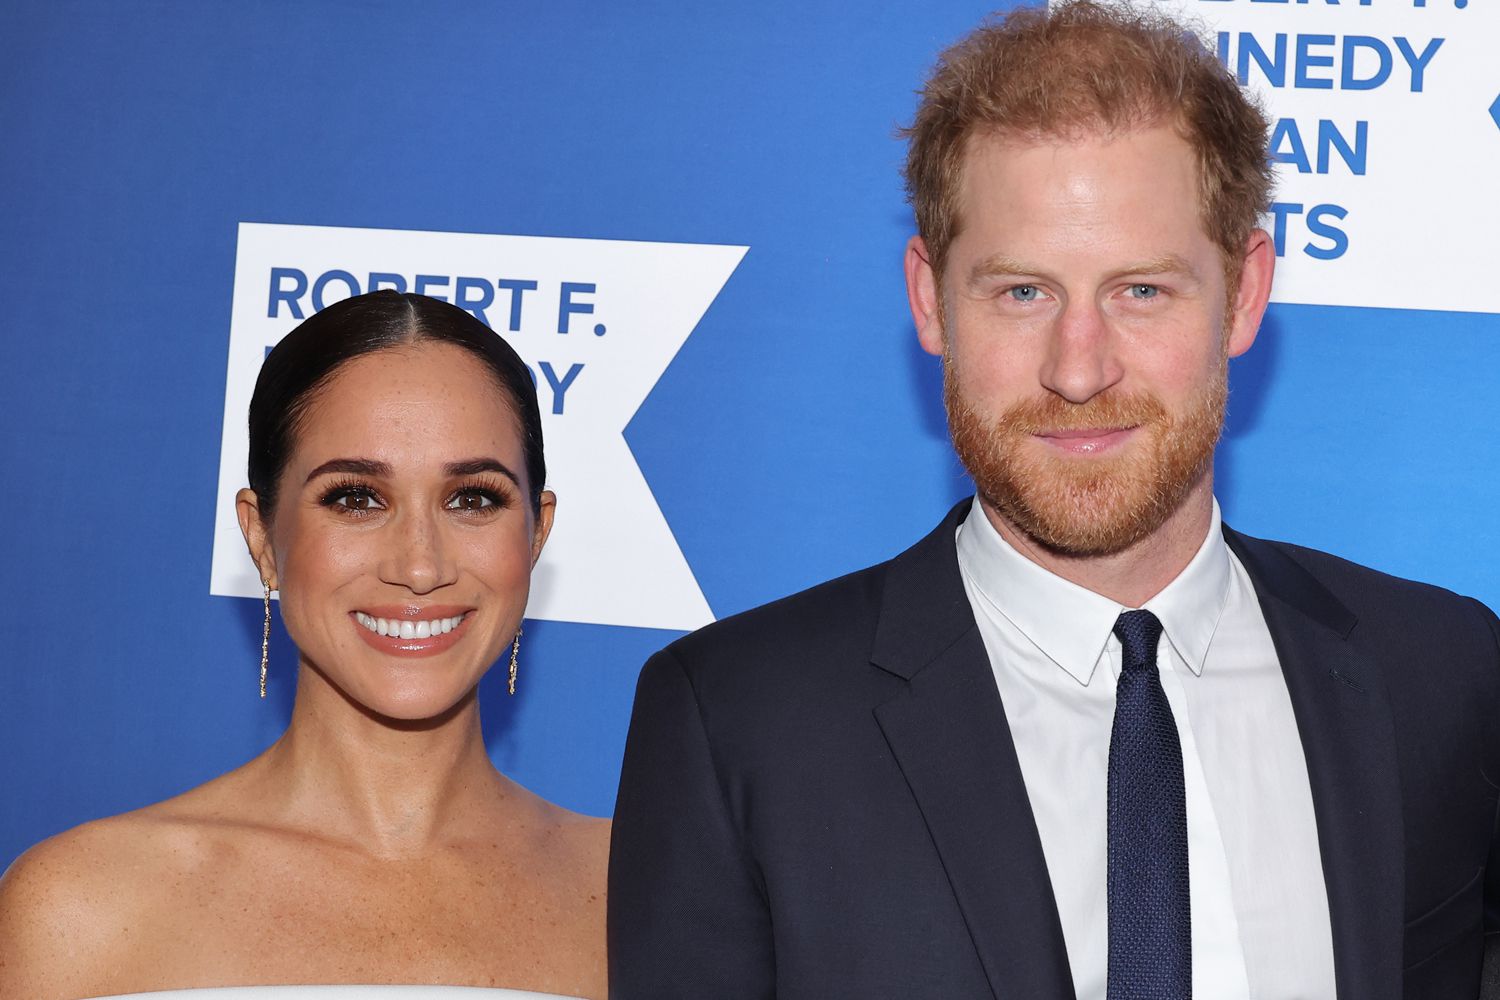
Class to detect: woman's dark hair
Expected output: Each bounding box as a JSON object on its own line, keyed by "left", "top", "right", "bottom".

{"left": 247, "top": 290, "right": 545, "bottom": 520}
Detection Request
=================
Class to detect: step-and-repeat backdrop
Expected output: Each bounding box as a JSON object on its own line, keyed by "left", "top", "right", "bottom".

{"left": 3, "top": 0, "right": 1497, "bottom": 867}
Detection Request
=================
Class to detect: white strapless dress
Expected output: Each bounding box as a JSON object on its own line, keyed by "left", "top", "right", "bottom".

{"left": 96, "top": 989, "right": 581, "bottom": 999}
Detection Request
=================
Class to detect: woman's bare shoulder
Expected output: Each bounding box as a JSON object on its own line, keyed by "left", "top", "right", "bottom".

{"left": 0, "top": 784, "right": 252, "bottom": 995}
{"left": 0, "top": 812, "right": 162, "bottom": 994}
{"left": 510, "top": 786, "right": 611, "bottom": 893}
{"left": 560, "top": 809, "right": 611, "bottom": 862}
{"left": 2, "top": 808, "right": 182, "bottom": 917}
{"left": 504, "top": 777, "right": 609, "bottom": 849}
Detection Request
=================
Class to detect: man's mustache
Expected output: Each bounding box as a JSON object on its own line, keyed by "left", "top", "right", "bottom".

{"left": 992, "top": 391, "right": 1168, "bottom": 435}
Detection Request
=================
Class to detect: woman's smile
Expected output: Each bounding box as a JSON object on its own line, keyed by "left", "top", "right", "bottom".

{"left": 351, "top": 605, "right": 476, "bottom": 657}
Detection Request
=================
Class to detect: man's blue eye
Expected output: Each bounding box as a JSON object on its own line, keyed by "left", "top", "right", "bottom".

{"left": 1009, "top": 285, "right": 1040, "bottom": 302}
{"left": 1129, "top": 284, "right": 1159, "bottom": 299}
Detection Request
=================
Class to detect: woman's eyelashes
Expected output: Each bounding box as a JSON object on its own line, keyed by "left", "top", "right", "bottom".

{"left": 318, "top": 477, "right": 383, "bottom": 514}
{"left": 314, "top": 476, "right": 514, "bottom": 518}
{"left": 444, "top": 478, "right": 513, "bottom": 515}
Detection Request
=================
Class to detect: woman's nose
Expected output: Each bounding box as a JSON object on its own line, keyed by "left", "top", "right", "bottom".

{"left": 381, "top": 508, "right": 457, "bottom": 594}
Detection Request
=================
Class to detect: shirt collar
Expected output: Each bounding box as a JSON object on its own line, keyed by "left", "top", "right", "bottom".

{"left": 1141, "top": 499, "right": 1232, "bottom": 679}
{"left": 955, "top": 498, "right": 1231, "bottom": 685}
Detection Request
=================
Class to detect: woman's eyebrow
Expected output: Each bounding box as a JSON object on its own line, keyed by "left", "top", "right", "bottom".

{"left": 304, "top": 457, "right": 390, "bottom": 483}
{"left": 444, "top": 458, "right": 520, "bottom": 486}
{"left": 302, "top": 456, "right": 521, "bottom": 487}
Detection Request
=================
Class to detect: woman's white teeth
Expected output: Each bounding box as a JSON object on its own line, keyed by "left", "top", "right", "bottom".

{"left": 355, "top": 612, "right": 465, "bottom": 639}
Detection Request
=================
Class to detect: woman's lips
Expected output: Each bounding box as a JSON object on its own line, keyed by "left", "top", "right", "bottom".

{"left": 350, "top": 606, "right": 474, "bottom": 657}
{"left": 1034, "top": 426, "right": 1138, "bottom": 455}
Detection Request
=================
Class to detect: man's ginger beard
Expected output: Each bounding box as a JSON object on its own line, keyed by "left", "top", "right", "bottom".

{"left": 944, "top": 350, "right": 1228, "bottom": 557}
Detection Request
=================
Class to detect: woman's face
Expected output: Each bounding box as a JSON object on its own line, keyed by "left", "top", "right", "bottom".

{"left": 238, "top": 341, "right": 554, "bottom": 721}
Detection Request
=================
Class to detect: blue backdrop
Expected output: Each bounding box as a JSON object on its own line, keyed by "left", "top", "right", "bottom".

{"left": 3, "top": 1, "right": 1497, "bottom": 870}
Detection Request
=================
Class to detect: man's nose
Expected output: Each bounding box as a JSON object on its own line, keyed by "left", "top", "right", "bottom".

{"left": 1039, "top": 299, "right": 1124, "bottom": 404}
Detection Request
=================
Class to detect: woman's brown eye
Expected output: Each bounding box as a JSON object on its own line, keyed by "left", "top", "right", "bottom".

{"left": 447, "top": 489, "right": 500, "bottom": 512}
{"left": 330, "top": 491, "right": 377, "bottom": 511}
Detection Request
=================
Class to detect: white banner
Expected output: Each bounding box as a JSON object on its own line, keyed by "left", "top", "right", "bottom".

{"left": 211, "top": 222, "right": 747, "bottom": 632}
{"left": 1081, "top": 0, "right": 1500, "bottom": 313}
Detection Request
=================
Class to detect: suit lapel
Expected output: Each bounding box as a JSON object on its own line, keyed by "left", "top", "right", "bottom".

{"left": 872, "top": 501, "right": 1076, "bottom": 1000}
{"left": 1226, "top": 528, "right": 1405, "bottom": 1000}
{"left": 867, "top": 508, "right": 1403, "bottom": 997}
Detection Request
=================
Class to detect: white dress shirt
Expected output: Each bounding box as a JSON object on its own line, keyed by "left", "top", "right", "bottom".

{"left": 955, "top": 499, "right": 1337, "bottom": 999}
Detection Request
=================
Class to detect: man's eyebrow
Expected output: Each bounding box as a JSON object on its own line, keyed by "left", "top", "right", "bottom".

{"left": 968, "top": 255, "right": 1043, "bottom": 285}
{"left": 444, "top": 458, "right": 521, "bottom": 486}
{"left": 1116, "top": 254, "right": 1197, "bottom": 278}
{"left": 966, "top": 253, "right": 1200, "bottom": 285}
{"left": 305, "top": 458, "right": 391, "bottom": 483}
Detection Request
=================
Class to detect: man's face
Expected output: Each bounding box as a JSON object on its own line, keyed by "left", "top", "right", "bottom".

{"left": 907, "top": 124, "right": 1268, "bottom": 556}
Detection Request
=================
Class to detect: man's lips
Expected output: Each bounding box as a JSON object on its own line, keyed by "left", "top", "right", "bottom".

{"left": 1032, "top": 426, "right": 1139, "bottom": 454}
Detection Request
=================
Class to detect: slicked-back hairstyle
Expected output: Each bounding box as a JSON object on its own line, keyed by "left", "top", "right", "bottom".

{"left": 902, "top": 0, "right": 1273, "bottom": 285}
{"left": 247, "top": 290, "right": 546, "bottom": 521}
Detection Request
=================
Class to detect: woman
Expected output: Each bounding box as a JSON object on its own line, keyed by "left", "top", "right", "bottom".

{"left": 0, "top": 292, "right": 608, "bottom": 999}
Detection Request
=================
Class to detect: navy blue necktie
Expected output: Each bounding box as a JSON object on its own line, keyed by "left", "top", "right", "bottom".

{"left": 1107, "top": 609, "right": 1191, "bottom": 999}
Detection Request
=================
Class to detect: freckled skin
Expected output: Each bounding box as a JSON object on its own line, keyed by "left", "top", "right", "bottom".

{"left": 0, "top": 343, "right": 608, "bottom": 999}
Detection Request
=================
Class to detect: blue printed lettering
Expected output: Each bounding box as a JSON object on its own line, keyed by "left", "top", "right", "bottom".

{"left": 367, "top": 272, "right": 407, "bottom": 293}
{"left": 538, "top": 362, "right": 584, "bottom": 414}
{"left": 413, "top": 274, "right": 450, "bottom": 302}
{"left": 1237, "top": 32, "right": 1287, "bottom": 87}
{"left": 1270, "top": 202, "right": 1349, "bottom": 260}
{"left": 558, "top": 282, "right": 596, "bottom": 334}
{"left": 1318, "top": 120, "right": 1367, "bottom": 175}
{"left": 266, "top": 271, "right": 608, "bottom": 331}
{"left": 1341, "top": 36, "right": 1392, "bottom": 90}
{"left": 1305, "top": 205, "right": 1349, "bottom": 260}
{"left": 1224, "top": 33, "right": 1441, "bottom": 92}
{"left": 311, "top": 269, "right": 360, "bottom": 312}
{"left": 454, "top": 277, "right": 495, "bottom": 327}
{"left": 1270, "top": 119, "right": 1368, "bottom": 175}
{"left": 1271, "top": 202, "right": 1303, "bottom": 257}
{"left": 268, "top": 267, "right": 308, "bottom": 319}
{"left": 497, "top": 279, "right": 538, "bottom": 332}
{"left": 1270, "top": 120, "right": 1311, "bottom": 173}
{"left": 1294, "top": 34, "right": 1336, "bottom": 89}
{"left": 1394, "top": 37, "right": 1442, "bottom": 92}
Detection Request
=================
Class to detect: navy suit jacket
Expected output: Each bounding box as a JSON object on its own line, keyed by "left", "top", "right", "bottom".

{"left": 609, "top": 501, "right": 1500, "bottom": 998}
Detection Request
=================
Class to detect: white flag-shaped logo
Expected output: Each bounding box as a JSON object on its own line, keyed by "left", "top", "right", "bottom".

{"left": 211, "top": 222, "right": 747, "bottom": 632}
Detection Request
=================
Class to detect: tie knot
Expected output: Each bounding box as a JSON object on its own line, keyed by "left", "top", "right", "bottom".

{"left": 1113, "top": 609, "right": 1163, "bottom": 673}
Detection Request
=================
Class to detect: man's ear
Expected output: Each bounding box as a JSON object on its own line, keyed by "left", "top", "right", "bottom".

{"left": 530, "top": 490, "right": 557, "bottom": 566}
{"left": 236, "top": 488, "right": 278, "bottom": 590}
{"left": 1227, "top": 228, "right": 1276, "bottom": 358}
{"left": 906, "top": 236, "right": 947, "bottom": 357}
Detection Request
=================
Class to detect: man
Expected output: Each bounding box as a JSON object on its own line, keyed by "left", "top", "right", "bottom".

{"left": 608, "top": 3, "right": 1500, "bottom": 998}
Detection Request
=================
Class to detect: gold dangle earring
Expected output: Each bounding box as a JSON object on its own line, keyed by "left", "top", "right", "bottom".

{"left": 260, "top": 583, "right": 271, "bottom": 699}
{"left": 508, "top": 626, "right": 523, "bottom": 696}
